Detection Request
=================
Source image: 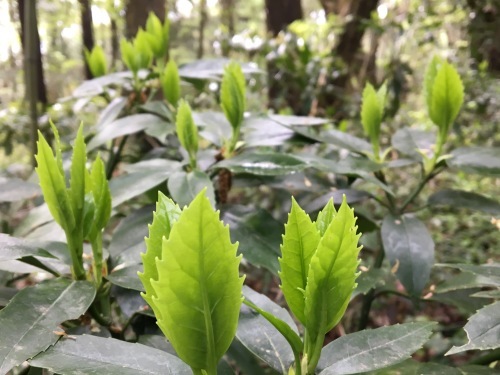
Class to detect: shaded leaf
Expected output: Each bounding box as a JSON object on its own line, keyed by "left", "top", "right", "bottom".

{"left": 318, "top": 322, "right": 436, "bottom": 374}
{"left": 30, "top": 335, "right": 191, "bottom": 374}
{"left": 448, "top": 147, "right": 500, "bottom": 177}
{"left": 381, "top": 215, "right": 434, "bottom": 296}
{"left": 436, "top": 263, "right": 500, "bottom": 287}
{"left": 107, "top": 264, "right": 144, "bottom": 291}
{"left": 428, "top": 189, "right": 500, "bottom": 216}
{"left": 215, "top": 152, "right": 306, "bottom": 176}
{"left": 447, "top": 301, "right": 500, "bottom": 355}
{"left": 221, "top": 205, "right": 282, "bottom": 274}
{"left": 167, "top": 170, "right": 215, "bottom": 208}
{"left": 391, "top": 128, "right": 436, "bottom": 161}
{"left": 0, "top": 234, "right": 55, "bottom": 262}
{"left": 0, "top": 279, "right": 95, "bottom": 373}
{"left": 0, "top": 177, "right": 40, "bottom": 202}
{"left": 96, "top": 97, "right": 127, "bottom": 130}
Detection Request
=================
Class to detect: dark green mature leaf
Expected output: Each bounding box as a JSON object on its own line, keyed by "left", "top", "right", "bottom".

{"left": 87, "top": 114, "right": 172, "bottom": 151}
{"left": 434, "top": 272, "right": 498, "bottom": 294}
{"left": 381, "top": 215, "right": 434, "bottom": 296}
{"left": 178, "top": 58, "right": 261, "bottom": 80}
{"left": 109, "top": 169, "right": 170, "bottom": 207}
{"left": 96, "top": 97, "right": 127, "bottom": 130}
{"left": 428, "top": 189, "right": 500, "bottom": 216}
{"left": 289, "top": 127, "right": 372, "bottom": 154}
{"left": 167, "top": 170, "right": 215, "bottom": 208}
{"left": 318, "top": 322, "right": 436, "bottom": 374}
{"left": 237, "top": 305, "right": 295, "bottom": 374}
{"left": 447, "top": 147, "right": 500, "bottom": 177}
{"left": 30, "top": 335, "right": 191, "bottom": 374}
{"left": 305, "top": 189, "right": 372, "bottom": 213}
{"left": 151, "top": 191, "right": 244, "bottom": 371}
{"left": 391, "top": 128, "right": 436, "bottom": 161}
{"left": 0, "top": 279, "right": 95, "bottom": 374}
{"left": 221, "top": 205, "right": 282, "bottom": 274}
{"left": 107, "top": 264, "right": 144, "bottom": 291}
{"left": 279, "top": 198, "right": 320, "bottom": 324}
{"left": 0, "top": 177, "right": 40, "bottom": 202}
{"left": 0, "top": 287, "right": 17, "bottom": 307}
{"left": 242, "top": 116, "right": 294, "bottom": 147}
{"left": 447, "top": 301, "right": 500, "bottom": 355}
{"left": 304, "top": 197, "right": 362, "bottom": 348}
{"left": 241, "top": 286, "right": 302, "bottom": 355}
{"left": 269, "top": 114, "right": 329, "bottom": 126}
{"left": 139, "top": 193, "right": 181, "bottom": 311}
{"left": 436, "top": 264, "right": 500, "bottom": 287}
{"left": 108, "top": 206, "right": 152, "bottom": 266}
{"left": 215, "top": 152, "right": 306, "bottom": 176}
{"left": 14, "top": 204, "right": 52, "bottom": 237}
{"left": 366, "top": 359, "right": 490, "bottom": 375}
{"left": 0, "top": 234, "right": 55, "bottom": 261}
{"left": 353, "top": 268, "right": 389, "bottom": 298}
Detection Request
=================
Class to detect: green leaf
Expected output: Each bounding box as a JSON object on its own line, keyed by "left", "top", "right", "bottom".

{"left": 0, "top": 234, "right": 56, "bottom": 261}
{"left": 436, "top": 263, "right": 500, "bottom": 287}
{"left": 220, "top": 61, "right": 246, "bottom": 132}
{"left": 447, "top": 301, "right": 500, "bottom": 355}
{"left": 68, "top": 124, "right": 87, "bottom": 228}
{"left": 107, "top": 264, "right": 144, "bottom": 291}
{"left": 315, "top": 198, "right": 337, "bottom": 236}
{"left": 162, "top": 59, "right": 181, "bottom": 106}
{"left": 120, "top": 38, "right": 137, "bottom": 73}
{"left": 391, "top": 128, "right": 437, "bottom": 161}
{"left": 304, "top": 197, "right": 361, "bottom": 356}
{"left": 96, "top": 97, "right": 127, "bottom": 130}
{"left": 221, "top": 205, "right": 282, "bottom": 275}
{"left": 84, "top": 45, "right": 107, "bottom": 77}
{"left": 139, "top": 193, "right": 181, "bottom": 311}
{"left": 428, "top": 189, "right": 500, "bottom": 216}
{"left": 279, "top": 197, "right": 320, "bottom": 324}
{"left": 214, "top": 151, "right": 306, "bottom": 176}
{"left": 35, "top": 130, "right": 75, "bottom": 231}
{"left": 318, "top": 322, "right": 436, "bottom": 374}
{"left": 89, "top": 155, "right": 112, "bottom": 232}
{"left": 241, "top": 286, "right": 302, "bottom": 362}
{"left": 238, "top": 304, "right": 296, "bottom": 373}
{"left": 151, "top": 190, "right": 244, "bottom": 372}
{"left": 381, "top": 214, "right": 435, "bottom": 296}
{"left": 361, "top": 82, "right": 383, "bottom": 146}
{"left": 0, "top": 177, "right": 40, "bottom": 202}
{"left": 176, "top": 100, "right": 199, "bottom": 167}
{"left": 447, "top": 147, "right": 500, "bottom": 177}
{"left": 424, "top": 56, "right": 439, "bottom": 119}
{"left": 428, "top": 60, "right": 464, "bottom": 135}
{"left": 167, "top": 170, "right": 215, "bottom": 208}
{"left": 88, "top": 114, "right": 173, "bottom": 151}
{"left": 0, "top": 279, "right": 95, "bottom": 373}
{"left": 30, "top": 335, "right": 191, "bottom": 374}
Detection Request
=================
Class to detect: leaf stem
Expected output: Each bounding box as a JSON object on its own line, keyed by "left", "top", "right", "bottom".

{"left": 105, "top": 135, "right": 129, "bottom": 179}
{"left": 399, "top": 166, "right": 443, "bottom": 213}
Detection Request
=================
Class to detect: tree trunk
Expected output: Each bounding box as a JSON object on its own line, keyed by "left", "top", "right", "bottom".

{"left": 110, "top": 18, "right": 119, "bottom": 68}
{"left": 220, "top": 0, "right": 235, "bottom": 56}
{"left": 79, "top": 0, "right": 95, "bottom": 79}
{"left": 125, "top": 0, "right": 165, "bottom": 39}
{"left": 197, "top": 0, "right": 208, "bottom": 59}
{"left": 265, "top": 0, "right": 303, "bottom": 37}
{"left": 265, "top": 0, "right": 303, "bottom": 112}
{"left": 18, "top": 0, "right": 47, "bottom": 106}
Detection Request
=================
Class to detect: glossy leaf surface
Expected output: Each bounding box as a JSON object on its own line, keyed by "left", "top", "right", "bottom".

{"left": 30, "top": 335, "right": 191, "bottom": 374}
{"left": 167, "top": 170, "right": 215, "bottom": 208}
{"left": 0, "top": 279, "right": 95, "bottom": 374}
{"left": 428, "top": 189, "right": 500, "bottom": 216}
{"left": 318, "top": 322, "right": 436, "bottom": 374}
{"left": 447, "top": 147, "right": 500, "bottom": 177}
{"left": 381, "top": 214, "right": 434, "bottom": 296}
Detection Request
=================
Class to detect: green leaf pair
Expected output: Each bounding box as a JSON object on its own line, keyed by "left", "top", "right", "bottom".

{"left": 84, "top": 45, "right": 107, "bottom": 78}
{"left": 144, "top": 11, "right": 170, "bottom": 60}
{"left": 424, "top": 56, "right": 464, "bottom": 148}
{"left": 36, "top": 123, "right": 111, "bottom": 283}
{"left": 220, "top": 62, "right": 246, "bottom": 155}
{"left": 361, "top": 82, "right": 387, "bottom": 160}
{"left": 279, "top": 197, "right": 362, "bottom": 372}
{"left": 139, "top": 190, "right": 244, "bottom": 375}
{"left": 120, "top": 36, "right": 153, "bottom": 75}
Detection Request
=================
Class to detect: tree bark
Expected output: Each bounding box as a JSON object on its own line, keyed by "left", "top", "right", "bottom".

{"left": 220, "top": 0, "right": 235, "bottom": 56}
{"left": 18, "top": 0, "right": 47, "bottom": 106}
{"left": 197, "top": 0, "right": 208, "bottom": 59}
{"left": 125, "top": 0, "right": 166, "bottom": 39}
{"left": 265, "top": 0, "right": 303, "bottom": 112}
{"left": 265, "top": 0, "right": 303, "bottom": 37}
{"left": 79, "top": 0, "right": 95, "bottom": 79}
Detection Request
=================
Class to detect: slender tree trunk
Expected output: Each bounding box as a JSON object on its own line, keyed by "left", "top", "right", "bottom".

{"left": 220, "top": 0, "right": 235, "bottom": 56}
{"left": 18, "top": 0, "right": 47, "bottom": 106}
{"left": 265, "top": 0, "right": 303, "bottom": 37}
{"left": 110, "top": 18, "right": 119, "bottom": 68}
{"left": 197, "top": 0, "right": 208, "bottom": 59}
{"left": 125, "top": 0, "right": 165, "bottom": 39}
{"left": 79, "top": 0, "right": 95, "bottom": 79}
{"left": 265, "top": 0, "right": 303, "bottom": 112}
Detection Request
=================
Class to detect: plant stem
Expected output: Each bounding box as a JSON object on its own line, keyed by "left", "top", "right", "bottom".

{"left": 106, "top": 135, "right": 128, "bottom": 179}
{"left": 374, "top": 171, "right": 397, "bottom": 213}
{"left": 306, "top": 331, "right": 325, "bottom": 374}
{"left": 399, "top": 166, "right": 443, "bottom": 213}
{"left": 357, "top": 245, "right": 385, "bottom": 331}
{"left": 66, "top": 234, "right": 86, "bottom": 281}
